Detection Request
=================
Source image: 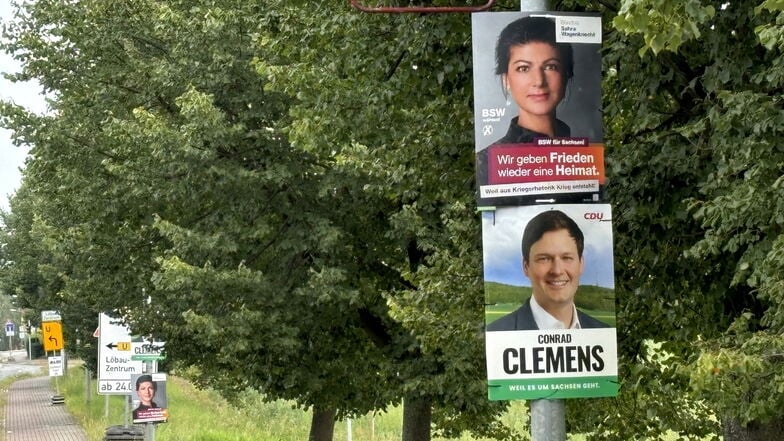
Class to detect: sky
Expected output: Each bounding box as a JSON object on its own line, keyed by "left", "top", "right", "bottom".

{"left": 1, "top": 0, "right": 48, "bottom": 213}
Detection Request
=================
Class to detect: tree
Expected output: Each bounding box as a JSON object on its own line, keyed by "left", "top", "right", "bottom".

{"left": 2, "top": 1, "right": 503, "bottom": 439}
{"left": 589, "top": 1, "right": 784, "bottom": 440}
{"left": 255, "top": 3, "right": 508, "bottom": 439}
{"left": 1, "top": 1, "right": 399, "bottom": 439}
{"left": 4, "top": 0, "right": 784, "bottom": 440}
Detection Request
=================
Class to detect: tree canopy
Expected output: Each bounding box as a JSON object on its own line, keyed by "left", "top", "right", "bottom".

{"left": 1, "top": 1, "right": 783, "bottom": 440}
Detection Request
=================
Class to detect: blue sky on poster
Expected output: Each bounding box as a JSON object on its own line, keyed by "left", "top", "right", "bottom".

{"left": 481, "top": 204, "right": 615, "bottom": 289}
{"left": 1, "top": 0, "right": 48, "bottom": 212}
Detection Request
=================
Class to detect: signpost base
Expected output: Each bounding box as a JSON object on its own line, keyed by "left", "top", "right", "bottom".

{"left": 103, "top": 424, "right": 144, "bottom": 440}
{"left": 51, "top": 395, "right": 65, "bottom": 405}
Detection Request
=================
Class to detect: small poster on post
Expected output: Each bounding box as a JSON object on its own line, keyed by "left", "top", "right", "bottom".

{"left": 131, "top": 373, "right": 169, "bottom": 423}
{"left": 48, "top": 356, "right": 63, "bottom": 377}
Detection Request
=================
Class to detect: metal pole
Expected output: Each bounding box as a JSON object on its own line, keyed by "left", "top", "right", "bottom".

{"left": 520, "top": 0, "right": 549, "bottom": 10}
{"left": 145, "top": 359, "right": 157, "bottom": 441}
{"left": 125, "top": 394, "right": 131, "bottom": 427}
{"left": 85, "top": 367, "right": 92, "bottom": 404}
{"left": 516, "top": 0, "right": 566, "bottom": 437}
{"left": 531, "top": 399, "right": 565, "bottom": 441}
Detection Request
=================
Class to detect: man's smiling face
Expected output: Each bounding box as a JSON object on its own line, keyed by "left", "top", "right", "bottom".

{"left": 524, "top": 228, "right": 584, "bottom": 313}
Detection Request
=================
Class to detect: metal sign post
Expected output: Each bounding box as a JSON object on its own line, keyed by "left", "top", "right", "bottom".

{"left": 520, "top": 0, "right": 549, "bottom": 10}
{"left": 523, "top": 2, "right": 564, "bottom": 438}
{"left": 525, "top": 3, "right": 564, "bottom": 437}
{"left": 531, "top": 398, "right": 565, "bottom": 441}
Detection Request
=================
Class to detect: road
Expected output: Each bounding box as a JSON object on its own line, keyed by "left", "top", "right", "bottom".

{"left": 0, "top": 350, "right": 43, "bottom": 380}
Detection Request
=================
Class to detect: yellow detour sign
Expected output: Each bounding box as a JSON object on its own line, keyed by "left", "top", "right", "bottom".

{"left": 42, "top": 321, "right": 64, "bottom": 351}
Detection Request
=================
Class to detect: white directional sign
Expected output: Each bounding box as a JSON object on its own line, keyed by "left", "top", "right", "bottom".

{"left": 97, "top": 313, "right": 144, "bottom": 395}
{"left": 41, "top": 310, "right": 62, "bottom": 322}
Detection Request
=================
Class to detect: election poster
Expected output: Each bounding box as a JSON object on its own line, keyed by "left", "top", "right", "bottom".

{"left": 472, "top": 12, "right": 604, "bottom": 207}
{"left": 483, "top": 204, "right": 618, "bottom": 400}
{"left": 131, "top": 373, "right": 169, "bottom": 423}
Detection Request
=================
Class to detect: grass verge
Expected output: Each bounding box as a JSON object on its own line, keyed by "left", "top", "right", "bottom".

{"left": 58, "top": 364, "right": 531, "bottom": 441}
{"left": 60, "top": 367, "right": 310, "bottom": 441}
{"left": 57, "top": 364, "right": 589, "bottom": 441}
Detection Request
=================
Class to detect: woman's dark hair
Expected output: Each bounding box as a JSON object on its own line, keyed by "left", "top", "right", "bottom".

{"left": 135, "top": 375, "right": 157, "bottom": 391}
{"left": 521, "top": 210, "right": 584, "bottom": 263}
{"left": 495, "top": 16, "right": 574, "bottom": 80}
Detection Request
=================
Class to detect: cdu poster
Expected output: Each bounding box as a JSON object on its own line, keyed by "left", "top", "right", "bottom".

{"left": 482, "top": 204, "right": 618, "bottom": 400}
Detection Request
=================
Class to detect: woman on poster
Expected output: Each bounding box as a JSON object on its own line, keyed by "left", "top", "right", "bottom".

{"left": 474, "top": 14, "right": 603, "bottom": 206}
{"left": 132, "top": 375, "right": 159, "bottom": 419}
{"left": 491, "top": 15, "right": 574, "bottom": 145}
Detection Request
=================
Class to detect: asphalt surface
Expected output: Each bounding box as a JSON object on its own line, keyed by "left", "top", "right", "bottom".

{"left": 0, "top": 350, "right": 42, "bottom": 380}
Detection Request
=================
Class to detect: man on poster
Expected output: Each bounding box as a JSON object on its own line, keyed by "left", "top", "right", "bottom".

{"left": 482, "top": 205, "right": 618, "bottom": 400}
{"left": 487, "top": 209, "right": 609, "bottom": 331}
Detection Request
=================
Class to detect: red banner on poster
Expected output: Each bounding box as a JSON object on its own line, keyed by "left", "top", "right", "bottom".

{"left": 487, "top": 142, "right": 605, "bottom": 185}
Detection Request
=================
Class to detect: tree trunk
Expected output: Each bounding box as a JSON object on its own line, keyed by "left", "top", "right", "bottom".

{"left": 402, "top": 395, "right": 432, "bottom": 441}
{"left": 309, "top": 407, "right": 336, "bottom": 441}
{"left": 723, "top": 416, "right": 784, "bottom": 441}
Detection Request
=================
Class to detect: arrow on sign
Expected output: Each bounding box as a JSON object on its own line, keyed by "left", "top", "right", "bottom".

{"left": 49, "top": 335, "right": 59, "bottom": 347}
{"left": 106, "top": 342, "right": 118, "bottom": 349}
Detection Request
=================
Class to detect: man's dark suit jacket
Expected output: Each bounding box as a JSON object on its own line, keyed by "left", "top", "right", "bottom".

{"left": 486, "top": 298, "right": 610, "bottom": 331}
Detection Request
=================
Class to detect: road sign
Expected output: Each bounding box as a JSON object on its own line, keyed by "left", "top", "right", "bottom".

{"left": 48, "top": 356, "right": 64, "bottom": 377}
{"left": 42, "top": 321, "right": 64, "bottom": 351}
{"left": 5, "top": 322, "right": 14, "bottom": 337}
{"left": 97, "top": 313, "right": 143, "bottom": 395}
{"left": 41, "top": 310, "right": 62, "bottom": 322}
